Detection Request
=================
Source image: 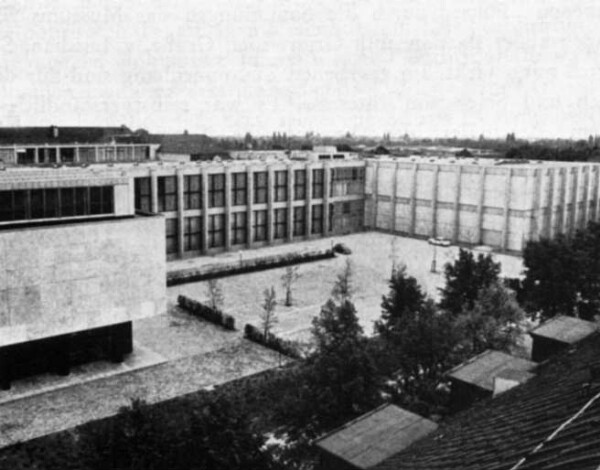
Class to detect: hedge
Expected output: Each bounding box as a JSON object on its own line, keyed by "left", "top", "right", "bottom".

{"left": 168, "top": 248, "right": 335, "bottom": 286}
{"left": 177, "top": 295, "right": 236, "bottom": 331}
{"left": 244, "top": 324, "right": 303, "bottom": 360}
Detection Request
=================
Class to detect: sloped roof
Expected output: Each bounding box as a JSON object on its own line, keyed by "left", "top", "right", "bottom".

{"left": 374, "top": 333, "right": 600, "bottom": 470}
{"left": 530, "top": 315, "right": 598, "bottom": 344}
{"left": 447, "top": 350, "right": 537, "bottom": 391}
{"left": 315, "top": 404, "right": 438, "bottom": 469}
{"left": 153, "top": 134, "right": 220, "bottom": 155}
{"left": 0, "top": 126, "right": 133, "bottom": 145}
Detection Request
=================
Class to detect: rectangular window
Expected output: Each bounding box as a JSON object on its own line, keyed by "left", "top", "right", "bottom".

{"left": 134, "top": 177, "right": 152, "bottom": 212}
{"left": 311, "top": 204, "right": 323, "bottom": 234}
{"left": 30, "top": 189, "right": 45, "bottom": 219}
{"left": 253, "top": 209, "right": 267, "bottom": 242}
{"left": 184, "top": 175, "right": 202, "bottom": 210}
{"left": 274, "top": 208, "right": 287, "bottom": 239}
{"left": 209, "top": 214, "right": 225, "bottom": 248}
{"left": 61, "top": 188, "right": 76, "bottom": 217}
{"left": 254, "top": 172, "right": 268, "bottom": 204}
{"left": 294, "top": 169, "right": 306, "bottom": 200}
{"left": 231, "top": 211, "right": 247, "bottom": 245}
{"left": 231, "top": 172, "right": 247, "bottom": 206}
{"left": 293, "top": 206, "right": 305, "bottom": 236}
{"left": 312, "top": 169, "right": 324, "bottom": 199}
{"left": 165, "top": 218, "right": 178, "bottom": 254}
{"left": 209, "top": 174, "right": 225, "bottom": 208}
{"left": 184, "top": 216, "right": 201, "bottom": 251}
{"left": 44, "top": 189, "right": 59, "bottom": 218}
{"left": 158, "top": 176, "right": 177, "bottom": 212}
{"left": 274, "top": 170, "right": 288, "bottom": 202}
{"left": 90, "top": 186, "right": 113, "bottom": 215}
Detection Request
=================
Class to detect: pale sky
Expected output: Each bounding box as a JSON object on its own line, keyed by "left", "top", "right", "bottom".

{"left": 1, "top": 0, "right": 599, "bottom": 139}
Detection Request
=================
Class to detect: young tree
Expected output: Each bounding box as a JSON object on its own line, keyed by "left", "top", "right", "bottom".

{"left": 206, "top": 279, "right": 224, "bottom": 312}
{"left": 261, "top": 286, "right": 278, "bottom": 338}
{"left": 281, "top": 264, "right": 301, "bottom": 307}
{"left": 376, "top": 265, "right": 426, "bottom": 337}
{"left": 439, "top": 248, "right": 501, "bottom": 315}
{"left": 454, "top": 281, "right": 525, "bottom": 356}
{"left": 390, "top": 237, "right": 400, "bottom": 276}
{"left": 331, "top": 257, "right": 356, "bottom": 303}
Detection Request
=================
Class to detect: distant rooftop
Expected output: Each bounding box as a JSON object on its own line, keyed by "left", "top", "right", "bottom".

{"left": 371, "top": 155, "right": 600, "bottom": 168}
{"left": 315, "top": 404, "right": 438, "bottom": 469}
{"left": 0, "top": 126, "right": 135, "bottom": 145}
{"left": 530, "top": 315, "right": 598, "bottom": 344}
{"left": 447, "top": 350, "right": 537, "bottom": 391}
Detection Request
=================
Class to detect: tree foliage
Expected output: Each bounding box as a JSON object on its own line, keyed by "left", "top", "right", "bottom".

{"left": 376, "top": 265, "right": 426, "bottom": 337}
{"left": 261, "top": 286, "right": 278, "bottom": 338}
{"left": 439, "top": 249, "right": 501, "bottom": 315}
{"left": 331, "top": 258, "right": 356, "bottom": 303}
{"left": 281, "top": 265, "right": 301, "bottom": 307}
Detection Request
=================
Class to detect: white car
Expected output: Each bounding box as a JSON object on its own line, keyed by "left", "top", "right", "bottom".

{"left": 428, "top": 237, "right": 451, "bottom": 247}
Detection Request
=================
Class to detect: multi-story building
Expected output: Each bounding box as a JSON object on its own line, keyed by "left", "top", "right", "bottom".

{"left": 0, "top": 165, "right": 165, "bottom": 389}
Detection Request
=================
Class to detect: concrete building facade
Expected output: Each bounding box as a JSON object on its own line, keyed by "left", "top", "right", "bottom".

{"left": 128, "top": 159, "right": 366, "bottom": 259}
{"left": 0, "top": 166, "right": 166, "bottom": 389}
{"left": 364, "top": 157, "right": 600, "bottom": 252}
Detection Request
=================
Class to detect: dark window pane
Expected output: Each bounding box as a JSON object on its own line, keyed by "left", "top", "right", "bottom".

{"left": 0, "top": 192, "right": 12, "bottom": 221}
{"left": 61, "top": 188, "right": 75, "bottom": 217}
{"left": 30, "top": 189, "right": 45, "bottom": 219}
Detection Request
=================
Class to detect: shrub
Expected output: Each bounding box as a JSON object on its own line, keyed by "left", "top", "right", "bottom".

{"left": 243, "top": 324, "right": 302, "bottom": 360}
{"left": 178, "top": 295, "right": 236, "bottom": 331}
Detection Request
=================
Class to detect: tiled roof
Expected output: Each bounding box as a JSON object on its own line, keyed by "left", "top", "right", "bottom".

{"left": 0, "top": 126, "right": 133, "bottom": 145}
{"left": 153, "top": 134, "right": 221, "bottom": 155}
{"left": 447, "top": 350, "right": 537, "bottom": 391}
{"left": 374, "top": 332, "right": 600, "bottom": 470}
{"left": 530, "top": 315, "right": 598, "bottom": 344}
{"left": 315, "top": 404, "right": 438, "bottom": 469}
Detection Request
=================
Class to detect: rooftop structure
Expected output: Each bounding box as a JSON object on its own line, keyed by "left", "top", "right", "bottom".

{"left": 373, "top": 333, "right": 600, "bottom": 470}
{"left": 530, "top": 315, "right": 598, "bottom": 362}
{"left": 315, "top": 404, "right": 438, "bottom": 470}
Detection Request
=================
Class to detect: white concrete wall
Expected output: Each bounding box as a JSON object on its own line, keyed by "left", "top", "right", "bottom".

{"left": 0, "top": 216, "right": 166, "bottom": 347}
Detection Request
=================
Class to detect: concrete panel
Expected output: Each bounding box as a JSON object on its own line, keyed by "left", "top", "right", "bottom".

{"left": 376, "top": 201, "right": 393, "bottom": 230}
{"left": 0, "top": 216, "right": 166, "bottom": 347}
{"left": 395, "top": 168, "right": 413, "bottom": 198}
{"left": 483, "top": 174, "right": 506, "bottom": 208}
{"left": 394, "top": 202, "right": 411, "bottom": 232}
{"left": 377, "top": 164, "right": 395, "bottom": 197}
{"left": 437, "top": 170, "right": 457, "bottom": 203}
{"left": 509, "top": 175, "right": 531, "bottom": 210}
{"left": 459, "top": 172, "right": 480, "bottom": 205}
{"left": 482, "top": 229, "right": 502, "bottom": 247}
{"left": 458, "top": 209, "right": 478, "bottom": 243}
{"left": 365, "top": 164, "right": 375, "bottom": 194}
{"left": 415, "top": 205, "right": 433, "bottom": 236}
{"left": 435, "top": 208, "right": 455, "bottom": 239}
{"left": 415, "top": 169, "right": 434, "bottom": 200}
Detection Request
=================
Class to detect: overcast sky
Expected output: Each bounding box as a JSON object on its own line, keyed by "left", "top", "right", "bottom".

{"left": 1, "top": 0, "right": 598, "bottom": 139}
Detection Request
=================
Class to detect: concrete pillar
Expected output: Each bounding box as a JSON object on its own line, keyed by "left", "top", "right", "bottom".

{"left": 571, "top": 167, "right": 580, "bottom": 235}
{"left": 372, "top": 161, "right": 380, "bottom": 229}
{"left": 130, "top": 144, "right": 135, "bottom": 162}
{"left": 391, "top": 162, "right": 399, "bottom": 233}
{"left": 95, "top": 146, "right": 99, "bottom": 162}
{"left": 430, "top": 165, "right": 440, "bottom": 238}
{"left": 287, "top": 165, "right": 294, "bottom": 240}
{"left": 201, "top": 169, "right": 209, "bottom": 253}
{"left": 246, "top": 166, "right": 254, "bottom": 247}
{"left": 306, "top": 165, "right": 313, "bottom": 236}
{"left": 323, "top": 162, "right": 331, "bottom": 234}
{"left": 150, "top": 170, "right": 159, "bottom": 213}
{"left": 34, "top": 147, "right": 40, "bottom": 164}
{"left": 224, "top": 167, "right": 232, "bottom": 251}
{"left": 75, "top": 147, "right": 80, "bottom": 163}
{"left": 267, "top": 165, "right": 274, "bottom": 243}
{"left": 452, "top": 165, "right": 462, "bottom": 243}
{"left": 581, "top": 166, "right": 590, "bottom": 227}
{"left": 547, "top": 169, "right": 556, "bottom": 239}
{"left": 409, "top": 163, "right": 418, "bottom": 235}
{"left": 559, "top": 168, "right": 568, "bottom": 235}
{"left": 528, "top": 168, "right": 542, "bottom": 243}
{"left": 56, "top": 146, "right": 61, "bottom": 163}
{"left": 593, "top": 165, "right": 600, "bottom": 221}
{"left": 475, "top": 166, "right": 486, "bottom": 245}
{"left": 176, "top": 170, "right": 185, "bottom": 258}
{"left": 501, "top": 168, "right": 513, "bottom": 251}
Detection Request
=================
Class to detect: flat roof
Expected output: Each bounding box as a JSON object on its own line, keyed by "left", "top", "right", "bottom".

{"left": 530, "top": 315, "right": 598, "bottom": 344}
{"left": 370, "top": 156, "right": 599, "bottom": 169}
{"left": 447, "top": 350, "right": 537, "bottom": 391}
{"left": 315, "top": 404, "right": 437, "bottom": 469}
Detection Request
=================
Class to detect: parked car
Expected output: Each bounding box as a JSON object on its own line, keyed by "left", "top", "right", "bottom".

{"left": 428, "top": 237, "right": 451, "bottom": 247}
{"left": 333, "top": 243, "right": 352, "bottom": 255}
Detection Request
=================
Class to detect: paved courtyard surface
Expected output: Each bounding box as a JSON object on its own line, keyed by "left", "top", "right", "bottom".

{"left": 169, "top": 232, "right": 524, "bottom": 342}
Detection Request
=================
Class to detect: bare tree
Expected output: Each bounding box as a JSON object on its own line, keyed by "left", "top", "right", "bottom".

{"left": 390, "top": 237, "right": 399, "bottom": 276}
{"left": 260, "top": 286, "right": 278, "bottom": 338}
{"left": 332, "top": 257, "right": 356, "bottom": 303}
{"left": 281, "top": 264, "right": 301, "bottom": 306}
{"left": 206, "top": 279, "right": 224, "bottom": 311}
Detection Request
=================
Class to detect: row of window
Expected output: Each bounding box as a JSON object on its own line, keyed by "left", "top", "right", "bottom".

{"left": 135, "top": 169, "right": 337, "bottom": 213}
{"left": 0, "top": 186, "right": 114, "bottom": 222}
{"left": 165, "top": 205, "right": 326, "bottom": 254}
